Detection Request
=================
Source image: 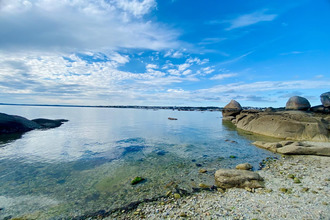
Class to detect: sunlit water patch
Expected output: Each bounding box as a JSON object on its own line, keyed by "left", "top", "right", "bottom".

{"left": 0, "top": 106, "right": 278, "bottom": 219}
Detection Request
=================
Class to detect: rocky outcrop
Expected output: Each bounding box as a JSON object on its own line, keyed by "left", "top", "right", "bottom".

{"left": 0, "top": 112, "right": 68, "bottom": 134}
{"left": 214, "top": 169, "right": 264, "bottom": 189}
{"left": 310, "top": 105, "right": 330, "bottom": 114}
{"left": 253, "top": 141, "right": 330, "bottom": 156}
{"left": 233, "top": 110, "right": 329, "bottom": 142}
{"left": 285, "top": 96, "right": 311, "bottom": 110}
{"left": 32, "top": 118, "right": 69, "bottom": 129}
{"left": 222, "top": 100, "right": 242, "bottom": 117}
{"left": 321, "top": 92, "right": 330, "bottom": 107}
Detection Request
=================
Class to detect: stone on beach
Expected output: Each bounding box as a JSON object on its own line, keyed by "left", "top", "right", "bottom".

{"left": 236, "top": 163, "right": 253, "bottom": 170}
{"left": 214, "top": 169, "right": 264, "bottom": 189}
{"left": 222, "top": 100, "right": 242, "bottom": 117}
{"left": 285, "top": 96, "right": 311, "bottom": 110}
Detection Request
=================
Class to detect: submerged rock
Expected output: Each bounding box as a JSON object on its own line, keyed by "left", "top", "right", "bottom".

{"left": 285, "top": 96, "right": 311, "bottom": 110}
{"left": 222, "top": 100, "right": 242, "bottom": 117}
{"left": 214, "top": 169, "right": 264, "bottom": 189}
{"left": 131, "top": 176, "right": 145, "bottom": 185}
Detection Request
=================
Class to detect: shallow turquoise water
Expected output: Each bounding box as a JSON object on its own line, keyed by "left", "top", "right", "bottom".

{"left": 0, "top": 106, "right": 277, "bottom": 219}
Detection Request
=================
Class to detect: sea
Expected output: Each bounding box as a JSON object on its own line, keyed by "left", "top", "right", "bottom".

{"left": 0, "top": 105, "right": 278, "bottom": 219}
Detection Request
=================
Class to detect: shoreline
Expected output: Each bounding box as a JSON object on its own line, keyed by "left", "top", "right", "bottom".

{"left": 105, "top": 152, "right": 330, "bottom": 219}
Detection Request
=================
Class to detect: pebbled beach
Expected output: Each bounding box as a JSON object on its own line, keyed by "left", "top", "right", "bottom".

{"left": 106, "top": 150, "right": 330, "bottom": 219}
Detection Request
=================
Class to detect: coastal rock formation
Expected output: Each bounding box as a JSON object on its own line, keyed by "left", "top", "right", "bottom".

{"left": 310, "top": 105, "right": 330, "bottom": 114}
{"left": 253, "top": 141, "right": 330, "bottom": 156}
{"left": 285, "top": 96, "right": 311, "bottom": 110}
{"left": 0, "top": 112, "right": 68, "bottom": 134}
{"left": 32, "top": 118, "right": 68, "bottom": 129}
{"left": 233, "top": 110, "right": 329, "bottom": 142}
{"left": 214, "top": 169, "right": 264, "bottom": 189}
{"left": 222, "top": 100, "right": 242, "bottom": 117}
{"left": 320, "top": 92, "right": 330, "bottom": 107}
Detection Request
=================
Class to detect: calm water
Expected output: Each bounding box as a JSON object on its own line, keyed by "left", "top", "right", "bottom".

{"left": 0, "top": 106, "right": 277, "bottom": 219}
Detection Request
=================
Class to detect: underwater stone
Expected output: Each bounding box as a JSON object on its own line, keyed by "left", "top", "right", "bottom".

{"left": 131, "top": 176, "right": 145, "bottom": 185}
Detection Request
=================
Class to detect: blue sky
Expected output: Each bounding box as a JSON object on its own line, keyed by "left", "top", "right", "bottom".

{"left": 0, "top": 0, "right": 329, "bottom": 107}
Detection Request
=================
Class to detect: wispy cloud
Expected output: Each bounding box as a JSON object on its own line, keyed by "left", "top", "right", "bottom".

{"left": 280, "top": 51, "right": 303, "bottom": 56}
{"left": 198, "top": 38, "right": 227, "bottom": 45}
{"left": 198, "top": 80, "right": 330, "bottom": 94}
{"left": 210, "top": 73, "right": 237, "bottom": 80}
{"left": 164, "top": 49, "right": 185, "bottom": 58}
{"left": 219, "top": 51, "right": 254, "bottom": 66}
{"left": 225, "top": 10, "right": 277, "bottom": 31}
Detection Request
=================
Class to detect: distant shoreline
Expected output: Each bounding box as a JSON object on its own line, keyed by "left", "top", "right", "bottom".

{"left": 0, "top": 103, "right": 224, "bottom": 111}
{"left": 0, "top": 103, "right": 269, "bottom": 112}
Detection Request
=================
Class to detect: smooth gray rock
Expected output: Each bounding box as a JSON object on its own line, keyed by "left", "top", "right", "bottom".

{"left": 285, "top": 96, "right": 311, "bottom": 110}
{"left": 320, "top": 92, "right": 330, "bottom": 107}
{"left": 236, "top": 163, "right": 253, "bottom": 170}
{"left": 215, "top": 169, "right": 264, "bottom": 189}
{"left": 235, "top": 111, "right": 329, "bottom": 142}
{"left": 253, "top": 141, "right": 330, "bottom": 156}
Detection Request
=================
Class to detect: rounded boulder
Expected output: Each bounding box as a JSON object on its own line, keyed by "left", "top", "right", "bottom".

{"left": 320, "top": 92, "right": 330, "bottom": 107}
{"left": 285, "top": 96, "right": 311, "bottom": 110}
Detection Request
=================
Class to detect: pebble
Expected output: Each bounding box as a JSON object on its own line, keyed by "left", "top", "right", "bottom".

{"left": 199, "top": 169, "right": 207, "bottom": 173}
{"left": 174, "top": 193, "right": 181, "bottom": 199}
{"left": 199, "top": 183, "right": 209, "bottom": 188}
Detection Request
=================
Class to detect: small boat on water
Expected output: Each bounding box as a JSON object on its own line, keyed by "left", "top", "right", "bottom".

{"left": 168, "top": 117, "right": 178, "bottom": 120}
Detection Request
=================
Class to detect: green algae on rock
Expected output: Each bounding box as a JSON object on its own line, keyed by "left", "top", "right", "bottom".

{"left": 131, "top": 176, "right": 145, "bottom": 185}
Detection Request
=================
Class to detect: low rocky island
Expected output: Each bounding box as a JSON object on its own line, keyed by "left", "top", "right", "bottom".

{"left": 0, "top": 112, "right": 68, "bottom": 134}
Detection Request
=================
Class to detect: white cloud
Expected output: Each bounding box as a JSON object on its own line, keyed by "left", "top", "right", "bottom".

{"left": 178, "top": 63, "right": 191, "bottom": 71}
{"left": 201, "top": 67, "right": 215, "bottom": 75}
{"left": 210, "top": 73, "right": 237, "bottom": 80}
{"left": 225, "top": 10, "right": 277, "bottom": 30}
{"left": 109, "top": 52, "right": 130, "bottom": 64}
{"left": 146, "top": 64, "right": 159, "bottom": 70}
{"left": 164, "top": 49, "right": 184, "bottom": 58}
{"left": 182, "top": 69, "right": 192, "bottom": 75}
{"left": 0, "top": 0, "right": 179, "bottom": 52}
{"left": 187, "top": 57, "right": 209, "bottom": 65}
{"left": 114, "top": 0, "right": 156, "bottom": 17}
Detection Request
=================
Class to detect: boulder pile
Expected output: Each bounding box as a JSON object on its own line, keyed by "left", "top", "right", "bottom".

{"left": 221, "top": 92, "right": 330, "bottom": 144}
